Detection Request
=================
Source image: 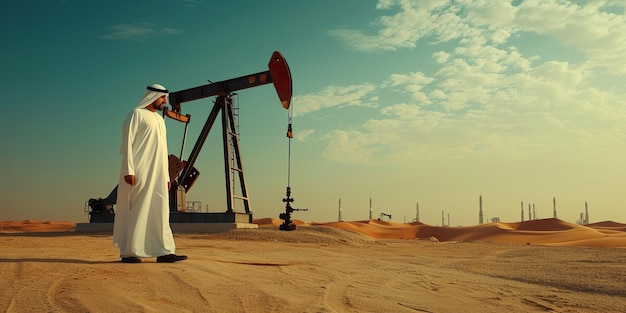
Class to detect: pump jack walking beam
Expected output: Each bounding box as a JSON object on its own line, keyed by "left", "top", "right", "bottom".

{"left": 166, "top": 51, "right": 292, "bottom": 213}
{"left": 168, "top": 51, "right": 292, "bottom": 113}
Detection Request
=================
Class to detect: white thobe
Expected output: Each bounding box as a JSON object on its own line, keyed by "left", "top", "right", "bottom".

{"left": 113, "top": 108, "right": 176, "bottom": 258}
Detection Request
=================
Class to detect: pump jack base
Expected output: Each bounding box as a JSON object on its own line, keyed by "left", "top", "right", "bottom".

{"left": 77, "top": 222, "right": 258, "bottom": 233}
{"left": 80, "top": 212, "right": 256, "bottom": 233}
{"left": 279, "top": 223, "right": 296, "bottom": 231}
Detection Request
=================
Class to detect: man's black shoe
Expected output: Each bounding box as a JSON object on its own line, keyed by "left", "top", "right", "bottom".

{"left": 121, "top": 257, "right": 142, "bottom": 263}
{"left": 156, "top": 254, "right": 188, "bottom": 263}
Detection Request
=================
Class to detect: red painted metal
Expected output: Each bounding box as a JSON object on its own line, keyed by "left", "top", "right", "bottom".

{"left": 268, "top": 51, "right": 292, "bottom": 110}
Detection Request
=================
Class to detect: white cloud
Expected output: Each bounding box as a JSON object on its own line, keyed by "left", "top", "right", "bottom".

{"left": 328, "top": 0, "right": 449, "bottom": 52}
{"left": 460, "top": 0, "right": 518, "bottom": 27}
{"left": 294, "top": 129, "right": 315, "bottom": 143}
{"left": 433, "top": 51, "right": 450, "bottom": 64}
{"left": 530, "top": 61, "right": 583, "bottom": 88}
{"left": 322, "top": 78, "right": 625, "bottom": 165}
{"left": 99, "top": 23, "right": 180, "bottom": 41}
{"left": 316, "top": 0, "right": 626, "bottom": 166}
{"left": 292, "top": 84, "right": 377, "bottom": 116}
{"left": 512, "top": 0, "right": 626, "bottom": 74}
{"left": 322, "top": 130, "right": 378, "bottom": 165}
{"left": 385, "top": 71, "right": 433, "bottom": 87}
{"left": 490, "top": 29, "right": 511, "bottom": 45}
{"left": 181, "top": 0, "right": 202, "bottom": 8}
{"left": 380, "top": 103, "right": 420, "bottom": 120}
{"left": 384, "top": 71, "right": 435, "bottom": 104}
{"left": 330, "top": 0, "right": 626, "bottom": 74}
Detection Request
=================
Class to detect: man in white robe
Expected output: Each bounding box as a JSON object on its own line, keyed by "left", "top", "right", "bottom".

{"left": 113, "top": 84, "right": 187, "bottom": 263}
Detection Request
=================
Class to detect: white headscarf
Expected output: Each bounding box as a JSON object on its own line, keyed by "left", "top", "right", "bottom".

{"left": 135, "top": 83, "right": 169, "bottom": 109}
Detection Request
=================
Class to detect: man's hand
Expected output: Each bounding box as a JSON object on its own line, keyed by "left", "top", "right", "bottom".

{"left": 168, "top": 181, "right": 171, "bottom": 190}
{"left": 124, "top": 175, "right": 136, "bottom": 186}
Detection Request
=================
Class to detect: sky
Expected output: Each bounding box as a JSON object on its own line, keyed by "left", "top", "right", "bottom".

{"left": 1, "top": 0, "right": 625, "bottom": 226}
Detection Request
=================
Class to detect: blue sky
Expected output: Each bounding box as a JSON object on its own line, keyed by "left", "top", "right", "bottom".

{"left": 1, "top": 0, "right": 625, "bottom": 226}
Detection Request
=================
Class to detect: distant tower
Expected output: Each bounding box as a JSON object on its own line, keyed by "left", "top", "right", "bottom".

{"left": 416, "top": 202, "right": 420, "bottom": 223}
{"left": 479, "top": 195, "right": 484, "bottom": 225}
{"left": 533, "top": 203, "right": 536, "bottom": 220}
{"left": 528, "top": 204, "right": 532, "bottom": 220}
{"left": 521, "top": 201, "right": 524, "bottom": 222}
{"left": 585, "top": 202, "right": 589, "bottom": 224}
{"left": 442, "top": 210, "right": 445, "bottom": 227}
{"left": 448, "top": 213, "right": 450, "bottom": 227}
{"left": 338, "top": 198, "right": 342, "bottom": 222}
{"left": 369, "top": 198, "right": 373, "bottom": 220}
{"left": 553, "top": 197, "right": 557, "bottom": 219}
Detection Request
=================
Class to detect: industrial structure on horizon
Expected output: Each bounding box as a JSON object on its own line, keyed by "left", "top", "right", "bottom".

{"left": 339, "top": 195, "right": 592, "bottom": 226}
{"left": 479, "top": 195, "right": 484, "bottom": 224}
{"left": 338, "top": 198, "right": 343, "bottom": 222}
{"left": 577, "top": 202, "right": 590, "bottom": 225}
{"left": 426, "top": 196, "right": 592, "bottom": 226}
{"left": 415, "top": 202, "right": 420, "bottom": 223}
{"left": 441, "top": 210, "right": 450, "bottom": 227}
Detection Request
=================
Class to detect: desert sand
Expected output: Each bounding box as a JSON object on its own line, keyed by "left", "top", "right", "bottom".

{"left": 1, "top": 218, "right": 625, "bottom": 312}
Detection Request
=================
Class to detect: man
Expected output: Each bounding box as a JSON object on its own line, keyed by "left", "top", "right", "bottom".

{"left": 113, "top": 84, "right": 187, "bottom": 264}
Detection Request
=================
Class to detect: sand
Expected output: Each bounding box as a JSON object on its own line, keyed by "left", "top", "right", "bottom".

{"left": 1, "top": 218, "right": 625, "bottom": 312}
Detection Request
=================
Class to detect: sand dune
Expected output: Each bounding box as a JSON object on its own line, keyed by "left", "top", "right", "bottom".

{"left": 304, "top": 218, "right": 626, "bottom": 247}
{"left": 1, "top": 220, "right": 625, "bottom": 312}
{"left": 0, "top": 220, "right": 75, "bottom": 233}
{"left": 3, "top": 218, "right": 626, "bottom": 247}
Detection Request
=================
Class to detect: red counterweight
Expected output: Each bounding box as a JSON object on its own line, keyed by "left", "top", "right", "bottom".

{"left": 268, "top": 51, "right": 292, "bottom": 110}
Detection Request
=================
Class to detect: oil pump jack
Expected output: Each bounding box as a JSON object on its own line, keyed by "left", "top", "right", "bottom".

{"left": 86, "top": 51, "right": 297, "bottom": 225}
